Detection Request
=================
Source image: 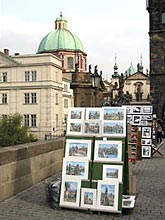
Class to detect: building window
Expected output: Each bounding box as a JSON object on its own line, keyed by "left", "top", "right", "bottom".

{"left": 162, "top": 13, "right": 165, "bottom": 24}
{"left": 24, "top": 93, "right": 30, "bottom": 104}
{"left": 25, "top": 71, "right": 37, "bottom": 81}
{"left": 64, "top": 84, "right": 68, "bottom": 92}
{"left": 24, "top": 115, "right": 30, "bottom": 127}
{"left": 24, "top": 114, "right": 36, "bottom": 127}
{"left": 2, "top": 93, "right": 7, "bottom": 104}
{"left": 64, "top": 99, "right": 68, "bottom": 108}
{"left": 2, "top": 72, "right": 7, "bottom": 82}
{"left": 67, "top": 57, "right": 73, "bottom": 69}
{"left": 32, "top": 71, "right": 37, "bottom": 81}
{"left": 31, "top": 93, "right": 37, "bottom": 104}
{"left": 56, "top": 114, "right": 58, "bottom": 128}
{"left": 55, "top": 93, "right": 58, "bottom": 105}
{"left": 31, "top": 114, "right": 36, "bottom": 127}
{"left": 55, "top": 72, "right": 58, "bottom": 82}
{"left": 24, "top": 93, "right": 37, "bottom": 104}
{"left": 25, "top": 71, "right": 30, "bottom": 81}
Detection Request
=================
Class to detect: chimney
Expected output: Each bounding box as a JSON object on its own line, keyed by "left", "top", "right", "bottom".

{"left": 4, "top": 49, "right": 9, "bottom": 56}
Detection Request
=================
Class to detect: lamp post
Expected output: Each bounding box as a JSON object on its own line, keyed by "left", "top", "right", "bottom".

{"left": 91, "top": 66, "right": 101, "bottom": 107}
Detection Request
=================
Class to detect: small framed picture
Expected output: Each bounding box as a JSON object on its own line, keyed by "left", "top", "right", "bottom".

{"left": 132, "top": 115, "right": 141, "bottom": 125}
{"left": 102, "top": 164, "right": 123, "bottom": 182}
{"left": 85, "top": 108, "right": 102, "bottom": 120}
{"left": 103, "top": 107, "right": 126, "bottom": 121}
{"left": 127, "top": 115, "right": 133, "bottom": 124}
{"left": 94, "top": 140, "right": 122, "bottom": 162}
{"left": 60, "top": 178, "right": 81, "bottom": 208}
{"left": 103, "top": 121, "right": 126, "bottom": 137}
{"left": 122, "top": 196, "right": 135, "bottom": 209}
{"left": 142, "top": 106, "right": 153, "bottom": 114}
{"left": 97, "top": 180, "right": 119, "bottom": 212}
{"left": 65, "top": 139, "right": 92, "bottom": 159}
{"left": 141, "top": 139, "right": 152, "bottom": 145}
{"left": 142, "top": 127, "right": 152, "bottom": 138}
{"left": 83, "top": 120, "right": 101, "bottom": 136}
{"left": 131, "top": 106, "right": 142, "bottom": 114}
{"left": 80, "top": 188, "right": 97, "bottom": 209}
{"left": 141, "top": 146, "right": 151, "bottom": 158}
{"left": 68, "top": 107, "right": 85, "bottom": 120}
{"left": 62, "top": 158, "right": 89, "bottom": 180}
{"left": 66, "top": 120, "right": 83, "bottom": 136}
{"left": 126, "top": 106, "right": 132, "bottom": 114}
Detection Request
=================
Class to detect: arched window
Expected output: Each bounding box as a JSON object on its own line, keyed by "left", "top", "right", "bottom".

{"left": 67, "top": 57, "right": 73, "bottom": 70}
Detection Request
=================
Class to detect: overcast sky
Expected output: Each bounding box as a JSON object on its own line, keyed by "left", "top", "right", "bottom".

{"left": 0, "top": 0, "right": 149, "bottom": 80}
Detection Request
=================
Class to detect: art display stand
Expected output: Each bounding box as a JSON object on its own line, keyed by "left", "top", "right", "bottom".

{"left": 59, "top": 107, "right": 135, "bottom": 213}
{"left": 126, "top": 105, "right": 153, "bottom": 159}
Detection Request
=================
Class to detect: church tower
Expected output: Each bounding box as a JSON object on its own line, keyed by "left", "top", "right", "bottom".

{"left": 146, "top": 0, "right": 165, "bottom": 120}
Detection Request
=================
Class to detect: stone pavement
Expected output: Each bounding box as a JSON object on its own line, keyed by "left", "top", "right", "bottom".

{"left": 0, "top": 142, "right": 165, "bottom": 220}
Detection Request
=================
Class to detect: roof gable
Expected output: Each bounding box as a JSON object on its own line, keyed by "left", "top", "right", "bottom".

{"left": 126, "top": 72, "right": 149, "bottom": 80}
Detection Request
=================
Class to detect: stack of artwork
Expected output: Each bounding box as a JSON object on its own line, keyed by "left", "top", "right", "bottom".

{"left": 60, "top": 107, "right": 127, "bottom": 213}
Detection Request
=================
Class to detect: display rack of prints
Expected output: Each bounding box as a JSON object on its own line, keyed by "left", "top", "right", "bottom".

{"left": 60, "top": 107, "right": 128, "bottom": 214}
{"left": 126, "top": 105, "right": 153, "bottom": 160}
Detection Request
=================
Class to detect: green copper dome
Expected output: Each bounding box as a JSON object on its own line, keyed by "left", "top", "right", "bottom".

{"left": 37, "top": 14, "right": 84, "bottom": 53}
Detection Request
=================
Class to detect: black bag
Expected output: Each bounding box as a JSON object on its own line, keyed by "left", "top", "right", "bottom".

{"left": 46, "top": 179, "right": 61, "bottom": 209}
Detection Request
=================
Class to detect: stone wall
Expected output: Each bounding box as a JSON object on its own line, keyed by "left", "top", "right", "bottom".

{"left": 0, "top": 138, "right": 64, "bottom": 201}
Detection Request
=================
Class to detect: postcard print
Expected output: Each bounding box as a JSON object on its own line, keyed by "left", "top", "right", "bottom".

{"left": 66, "top": 120, "right": 83, "bottom": 135}
{"left": 83, "top": 120, "right": 101, "bottom": 136}
{"left": 94, "top": 140, "right": 122, "bottom": 162}
{"left": 142, "top": 106, "right": 153, "bottom": 114}
{"left": 97, "top": 180, "right": 119, "bottom": 212}
{"left": 65, "top": 139, "right": 91, "bottom": 159}
{"left": 68, "top": 107, "right": 85, "bottom": 120}
{"left": 60, "top": 178, "right": 81, "bottom": 208}
{"left": 141, "top": 146, "right": 151, "bottom": 158}
{"left": 102, "top": 164, "right": 123, "bottom": 182}
{"left": 62, "top": 158, "right": 89, "bottom": 180}
{"left": 103, "top": 107, "right": 125, "bottom": 120}
{"left": 85, "top": 108, "right": 102, "bottom": 120}
{"left": 80, "top": 188, "right": 97, "bottom": 209}
{"left": 131, "top": 106, "right": 142, "bottom": 114}
{"left": 142, "top": 127, "right": 152, "bottom": 138}
{"left": 103, "top": 121, "right": 126, "bottom": 137}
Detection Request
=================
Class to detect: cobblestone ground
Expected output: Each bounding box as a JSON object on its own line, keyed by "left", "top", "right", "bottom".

{"left": 0, "top": 142, "right": 165, "bottom": 220}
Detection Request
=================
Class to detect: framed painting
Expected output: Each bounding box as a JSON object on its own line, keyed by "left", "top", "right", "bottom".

{"left": 103, "top": 121, "right": 126, "bottom": 137}
{"left": 83, "top": 120, "right": 101, "bottom": 136}
{"left": 80, "top": 188, "right": 97, "bottom": 209}
{"left": 65, "top": 139, "right": 92, "bottom": 159}
{"left": 122, "top": 196, "right": 135, "bottom": 209}
{"left": 103, "top": 107, "right": 126, "bottom": 121}
{"left": 62, "top": 158, "right": 89, "bottom": 180}
{"left": 94, "top": 140, "right": 122, "bottom": 162}
{"left": 142, "top": 127, "right": 152, "bottom": 138}
{"left": 127, "top": 115, "right": 133, "bottom": 124}
{"left": 59, "top": 178, "right": 81, "bottom": 208}
{"left": 68, "top": 107, "right": 85, "bottom": 120}
{"left": 132, "top": 115, "right": 141, "bottom": 126}
{"left": 85, "top": 108, "right": 102, "bottom": 120}
{"left": 97, "top": 180, "right": 119, "bottom": 212}
{"left": 141, "top": 146, "right": 151, "bottom": 158}
{"left": 126, "top": 106, "right": 132, "bottom": 115}
{"left": 66, "top": 120, "right": 83, "bottom": 136}
{"left": 102, "top": 164, "right": 123, "bottom": 183}
{"left": 131, "top": 106, "right": 142, "bottom": 114}
{"left": 142, "top": 106, "right": 153, "bottom": 114}
{"left": 141, "top": 138, "right": 152, "bottom": 146}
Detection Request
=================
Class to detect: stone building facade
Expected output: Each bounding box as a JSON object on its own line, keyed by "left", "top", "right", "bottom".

{"left": 146, "top": 0, "right": 165, "bottom": 121}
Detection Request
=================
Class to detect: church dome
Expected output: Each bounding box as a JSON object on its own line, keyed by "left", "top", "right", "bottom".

{"left": 37, "top": 14, "right": 84, "bottom": 53}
